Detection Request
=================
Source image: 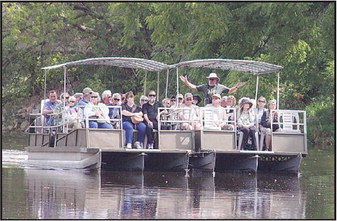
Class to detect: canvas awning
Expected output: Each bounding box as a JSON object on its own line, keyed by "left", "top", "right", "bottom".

{"left": 173, "top": 59, "right": 283, "bottom": 75}
{"left": 41, "top": 57, "right": 174, "bottom": 72}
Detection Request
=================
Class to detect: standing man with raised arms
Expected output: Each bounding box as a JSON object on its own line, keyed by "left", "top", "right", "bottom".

{"left": 180, "top": 73, "right": 246, "bottom": 105}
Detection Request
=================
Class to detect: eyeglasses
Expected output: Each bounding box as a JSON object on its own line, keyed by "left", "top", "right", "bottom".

{"left": 178, "top": 98, "right": 183, "bottom": 100}
{"left": 114, "top": 98, "right": 120, "bottom": 101}
{"left": 258, "top": 100, "right": 266, "bottom": 103}
{"left": 69, "top": 101, "right": 76, "bottom": 103}
{"left": 171, "top": 99, "right": 176, "bottom": 102}
{"left": 186, "top": 98, "right": 192, "bottom": 101}
{"left": 209, "top": 78, "right": 218, "bottom": 81}
{"left": 141, "top": 99, "right": 148, "bottom": 102}
{"left": 64, "top": 97, "right": 69, "bottom": 99}
{"left": 149, "top": 94, "right": 156, "bottom": 97}
{"left": 91, "top": 96, "right": 98, "bottom": 98}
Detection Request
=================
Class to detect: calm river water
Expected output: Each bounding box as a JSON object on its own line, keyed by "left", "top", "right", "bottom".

{"left": 2, "top": 133, "right": 335, "bottom": 219}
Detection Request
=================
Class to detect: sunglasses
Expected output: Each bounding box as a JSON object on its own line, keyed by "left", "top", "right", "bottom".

{"left": 258, "top": 100, "right": 266, "bottom": 103}
{"left": 171, "top": 99, "right": 176, "bottom": 102}
{"left": 178, "top": 98, "right": 183, "bottom": 100}
{"left": 64, "top": 97, "right": 69, "bottom": 99}
{"left": 149, "top": 94, "right": 156, "bottom": 97}
{"left": 141, "top": 99, "right": 148, "bottom": 102}
{"left": 114, "top": 98, "right": 120, "bottom": 101}
{"left": 209, "top": 78, "right": 218, "bottom": 81}
{"left": 186, "top": 98, "right": 192, "bottom": 101}
{"left": 91, "top": 96, "right": 98, "bottom": 98}
{"left": 70, "top": 101, "right": 76, "bottom": 103}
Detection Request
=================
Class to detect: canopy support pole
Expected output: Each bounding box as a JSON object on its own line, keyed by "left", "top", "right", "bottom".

{"left": 176, "top": 67, "right": 179, "bottom": 95}
{"left": 63, "top": 66, "right": 67, "bottom": 102}
{"left": 255, "top": 75, "right": 259, "bottom": 102}
{"left": 157, "top": 71, "right": 160, "bottom": 101}
{"left": 144, "top": 71, "right": 147, "bottom": 95}
{"left": 277, "top": 72, "right": 280, "bottom": 110}
{"left": 43, "top": 69, "right": 47, "bottom": 100}
{"left": 165, "top": 69, "right": 169, "bottom": 98}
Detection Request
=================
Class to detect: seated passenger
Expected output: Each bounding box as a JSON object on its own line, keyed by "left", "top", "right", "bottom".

{"left": 111, "top": 93, "right": 122, "bottom": 129}
{"left": 226, "top": 95, "right": 237, "bottom": 123}
{"left": 42, "top": 90, "right": 62, "bottom": 127}
{"left": 74, "top": 93, "right": 83, "bottom": 103}
{"left": 143, "top": 90, "right": 163, "bottom": 149}
{"left": 204, "top": 94, "right": 228, "bottom": 130}
{"left": 221, "top": 96, "right": 228, "bottom": 108}
{"left": 121, "top": 91, "right": 146, "bottom": 149}
{"left": 84, "top": 92, "right": 112, "bottom": 129}
{"left": 102, "top": 90, "right": 113, "bottom": 119}
{"left": 63, "top": 96, "right": 82, "bottom": 129}
{"left": 159, "top": 98, "right": 172, "bottom": 130}
{"left": 139, "top": 95, "right": 149, "bottom": 108}
{"left": 170, "top": 95, "right": 176, "bottom": 106}
{"left": 261, "top": 99, "right": 280, "bottom": 151}
{"left": 53, "top": 92, "right": 70, "bottom": 126}
{"left": 179, "top": 93, "right": 200, "bottom": 130}
{"left": 255, "top": 96, "right": 267, "bottom": 125}
{"left": 78, "top": 87, "right": 93, "bottom": 108}
{"left": 192, "top": 94, "right": 202, "bottom": 106}
{"left": 237, "top": 98, "right": 258, "bottom": 150}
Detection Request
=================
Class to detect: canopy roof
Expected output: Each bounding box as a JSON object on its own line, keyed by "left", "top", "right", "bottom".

{"left": 173, "top": 59, "right": 283, "bottom": 75}
{"left": 41, "top": 57, "right": 174, "bottom": 72}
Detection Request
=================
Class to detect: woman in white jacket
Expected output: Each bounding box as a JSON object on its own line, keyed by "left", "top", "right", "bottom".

{"left": 84, "top": 92, "right": 112, "bottom": 129}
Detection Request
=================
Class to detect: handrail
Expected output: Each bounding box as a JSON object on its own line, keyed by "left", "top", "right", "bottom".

{"left": 271, "top": 110, "right": 306, "bottom": 134}
{"left": 27, "top": 104, "right": 123, "bottom": 134}
{"left": 158, "top": 107, "right": 201, "bottom": 131}
{"left": 200, "top": 107, "right": 237, "bottom": 131}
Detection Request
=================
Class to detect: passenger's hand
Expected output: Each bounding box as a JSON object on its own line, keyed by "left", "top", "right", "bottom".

{"left": 148, "top": 121, "right": 153, "bottom": 128}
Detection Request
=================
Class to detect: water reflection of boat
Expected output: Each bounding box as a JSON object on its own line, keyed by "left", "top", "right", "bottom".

{"left": 23, "top": 168, "right": 306, "bottom": 219}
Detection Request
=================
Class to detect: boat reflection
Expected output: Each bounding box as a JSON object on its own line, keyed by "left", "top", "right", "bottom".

{"left": 24, "top": 169, "right": 306, "bottom": 219}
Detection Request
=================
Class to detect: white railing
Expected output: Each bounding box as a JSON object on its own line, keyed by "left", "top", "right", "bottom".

{"left": 27, "top": 105, "right": 123, "bottom": 134}
{"left": 158, "top": 107, "right": 201, "bottom": 131}
{"left": 272, "top": 110, "right": 307, "bottom": 134}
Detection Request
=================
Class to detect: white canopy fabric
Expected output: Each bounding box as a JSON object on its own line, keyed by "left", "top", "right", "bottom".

{"left": 41, "top": 57, "right": 174, "bottom": 72}
{"left": 173, "top": 59, "right": 283, "bottom": 75}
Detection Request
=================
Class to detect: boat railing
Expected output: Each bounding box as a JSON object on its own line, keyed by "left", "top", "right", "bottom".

{"left": 158, "top": 107, "right": 201, "bottom": 151}
{"left": 82, "top": 105, "right": 123, "bottom": 131}
{"left": 271, "top": 109, "right": 307, "bottom": 154}
{"left": 199, "top": 107, "right": 237, "bottom": 131}
{"left": 26, "top": 104, "right": 123, "bottom": 134}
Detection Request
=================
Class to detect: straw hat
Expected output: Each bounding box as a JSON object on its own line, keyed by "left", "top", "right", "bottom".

{"left": 206, "top": 73, "right": 220, "bottom": 80}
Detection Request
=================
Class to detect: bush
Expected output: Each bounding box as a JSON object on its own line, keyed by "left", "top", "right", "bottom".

{"left": 305, "top": 100, "right": 335, "bottom": 149}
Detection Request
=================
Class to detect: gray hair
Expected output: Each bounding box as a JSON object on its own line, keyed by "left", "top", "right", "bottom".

{"left": 101, "top": 90, "right": 112, "bottom": 99}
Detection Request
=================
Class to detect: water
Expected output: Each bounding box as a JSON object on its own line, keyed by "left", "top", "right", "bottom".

{"left": 1, "top": 133, "right": 335, "bottom": 219}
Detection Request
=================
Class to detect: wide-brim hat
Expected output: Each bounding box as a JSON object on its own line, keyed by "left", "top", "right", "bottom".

{"left": 83, "top": 87, "right": 93, "bottom": 94}
{"left": 240, "top": 98, "right": 253, "bottom": 108}
{"left": 212, "top": 93, "right": 221, "bottom": 99}
{"left": 192, "top": 94, "right": 201, "bottom": 104}
{"left": 176, "top": 94, "right": 183, "bottom": 99}
{"left": 184, "top": 93, "right": 193, "bottom": 99}
{"left": 206, "top": 73, "right": 220, "bottom": 80}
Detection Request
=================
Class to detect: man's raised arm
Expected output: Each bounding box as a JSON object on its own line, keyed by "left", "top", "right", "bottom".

{"left": 179, "top": 75, "right": 197, "bottom": 91}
